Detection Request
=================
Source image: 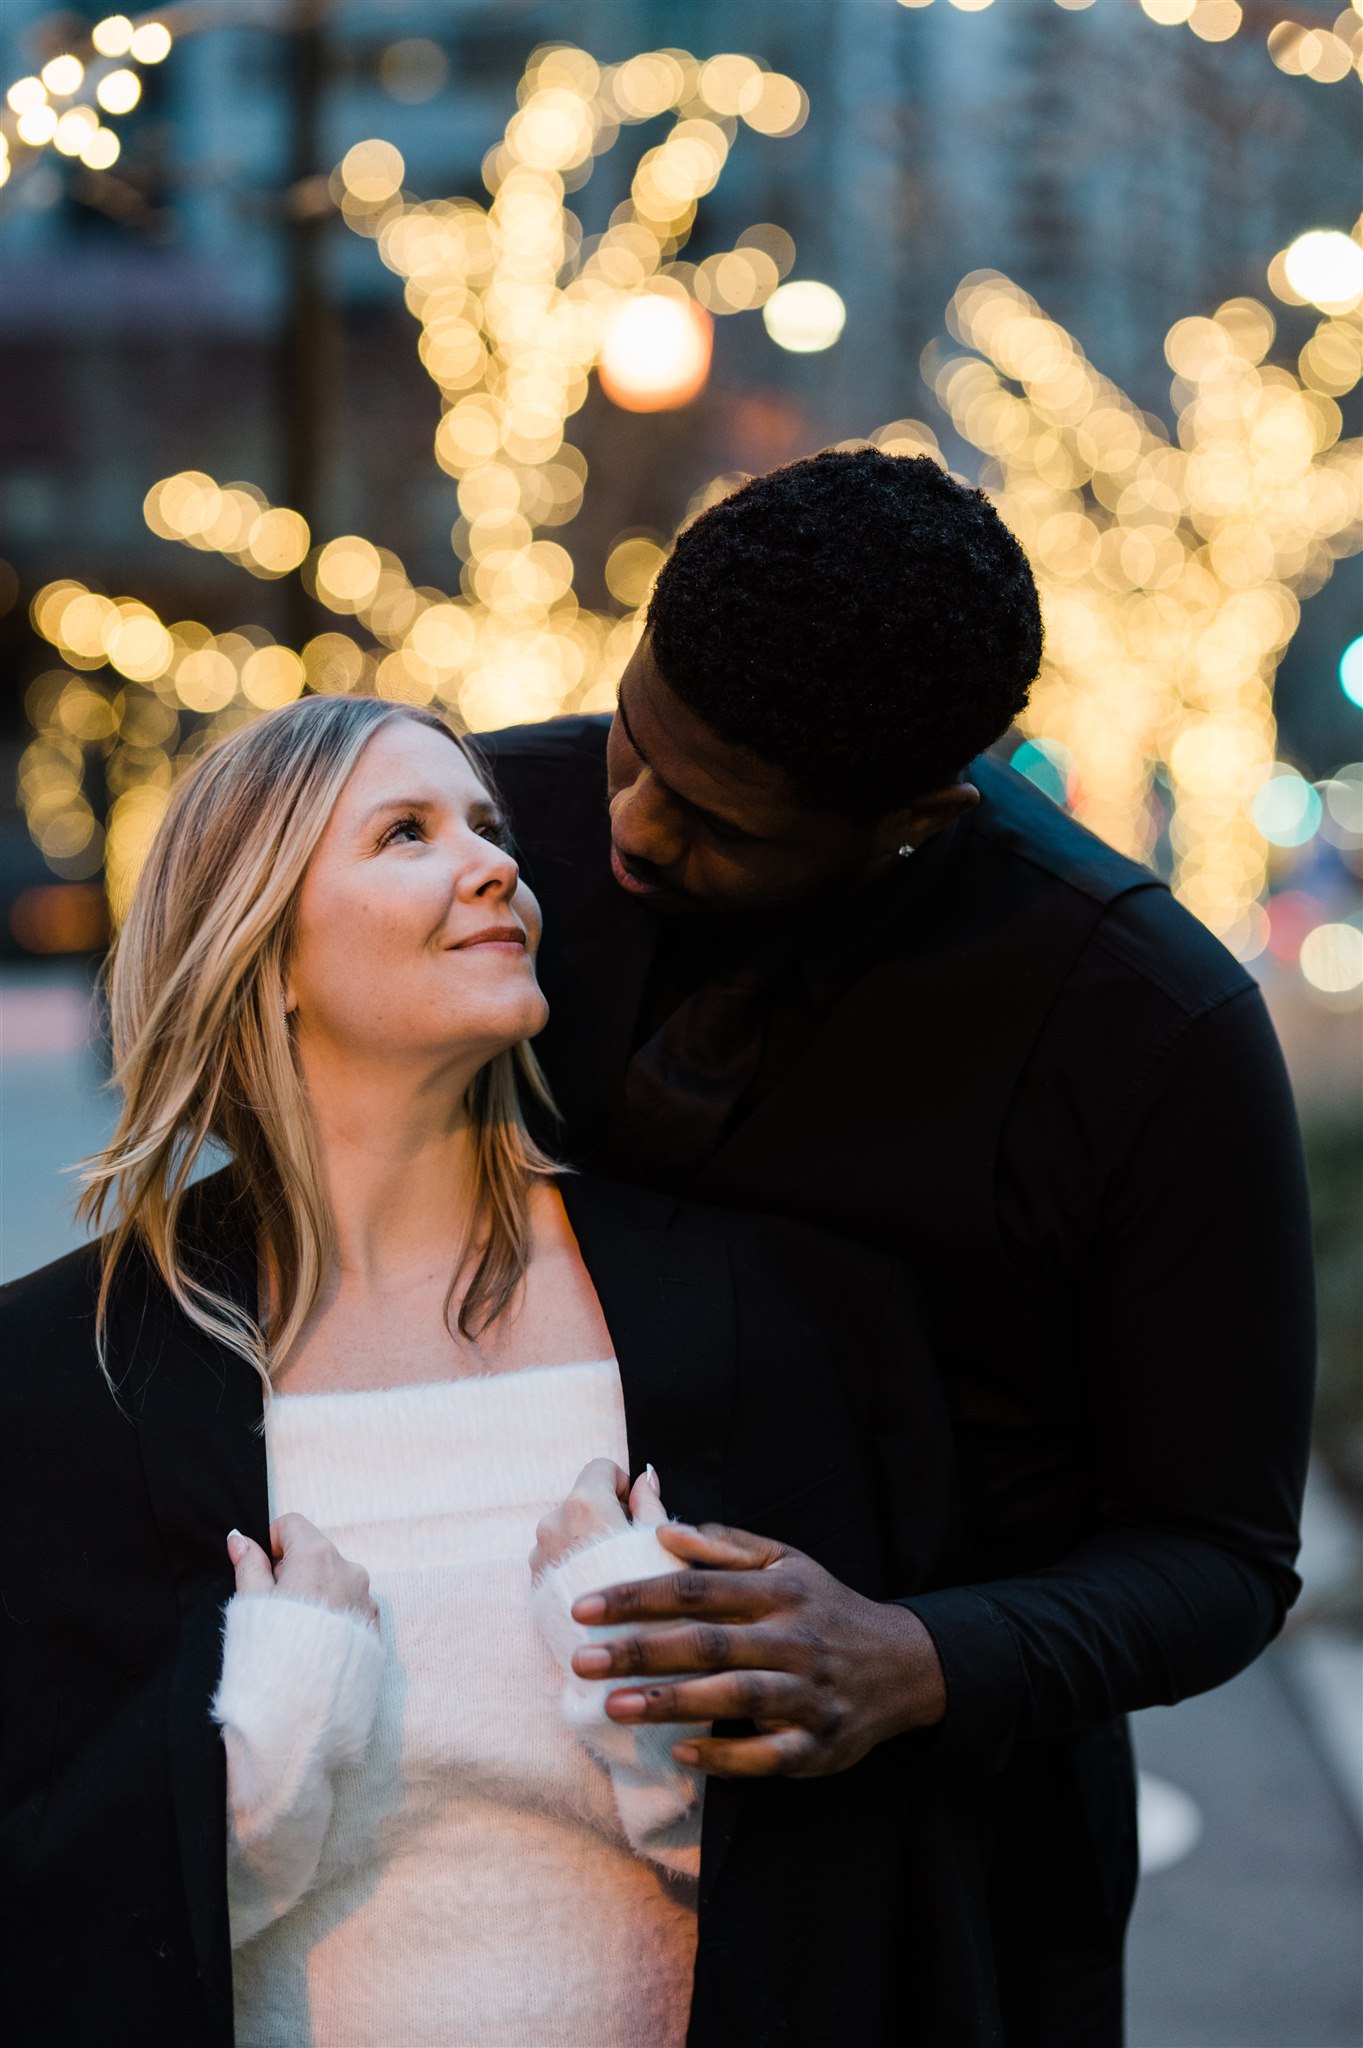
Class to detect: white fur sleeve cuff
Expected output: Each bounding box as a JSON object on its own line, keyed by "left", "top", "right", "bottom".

{"left": 212, "top": 1594, "right": 384, "bottom": 1836}
{"left": 531, "top": 1525, "right": 705, "bottom": 1874}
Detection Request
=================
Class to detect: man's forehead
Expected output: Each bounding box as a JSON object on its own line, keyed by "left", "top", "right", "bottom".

{"left": 623, "top": 644, "right": 803, "bottom": 829}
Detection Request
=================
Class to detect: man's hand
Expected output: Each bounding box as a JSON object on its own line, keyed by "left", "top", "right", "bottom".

{"left": 569, "top": 1520, "right": 947, "bottom": 1778}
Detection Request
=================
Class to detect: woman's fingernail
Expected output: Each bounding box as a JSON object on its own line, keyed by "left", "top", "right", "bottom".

{"left": 574, "top": 1647, "right": 612, "bottom": 1675}
{"left": 609, "top": 1690, "right": 646, "bottom": 1718}
{"left": 673, "top": 1743, "right": 700, "bottom": 1766}
{"left": 645, "top": 1462, "right": 661, "bottom": 1493}
{"left": 572, "top": 1594, "right": 607, "bottom": 1622}
{"left": 226, "top": 1529, "right": 244, "bottom": 1561}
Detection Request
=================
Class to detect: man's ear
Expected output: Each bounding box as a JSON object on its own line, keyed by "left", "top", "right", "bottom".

{"left": 875, "top": 780, "right": 980, "bottom": 857}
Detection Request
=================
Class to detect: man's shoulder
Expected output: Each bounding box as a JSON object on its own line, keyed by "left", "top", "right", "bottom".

{"left": 476, "top": 713, "right": 610, "bottom": 772}
{"left": 475, "top": 715, "right": 611, "bottom": 859}
{"left": 968, "top": 754, "right": 1254, "bottom": 1021}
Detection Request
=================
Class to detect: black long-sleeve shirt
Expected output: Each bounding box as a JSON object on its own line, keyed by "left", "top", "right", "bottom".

{"left": 484, "top": 716, "right": 1316, "bottom": 1777}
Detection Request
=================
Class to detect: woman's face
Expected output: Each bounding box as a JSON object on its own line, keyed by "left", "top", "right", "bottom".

{"left": 287, "top": 717, "right": 548, "bottom": 1074}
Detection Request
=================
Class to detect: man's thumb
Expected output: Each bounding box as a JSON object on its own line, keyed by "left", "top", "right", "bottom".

{"left": 227, "top": 1528, "right": 276, "bottom": 1598}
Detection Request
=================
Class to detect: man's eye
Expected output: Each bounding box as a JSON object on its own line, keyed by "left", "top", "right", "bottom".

{"left": 705, "top": 818, "right": 751, "bottom": 848}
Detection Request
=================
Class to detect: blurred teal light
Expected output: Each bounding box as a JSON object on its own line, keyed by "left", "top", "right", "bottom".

{"left": 1011, "top": 738, "right": 1071, "bottom": 807}
{"left": 1340, "top": 636, "right": 1363, "bottom": 710}
{"left": 1253, "top": 770, "right": 1322, "bottom": 848}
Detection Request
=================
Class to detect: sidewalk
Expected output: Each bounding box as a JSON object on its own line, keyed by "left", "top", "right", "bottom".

{"left": 1127, "top": 1470, "right": 1363, "bottom": 2048}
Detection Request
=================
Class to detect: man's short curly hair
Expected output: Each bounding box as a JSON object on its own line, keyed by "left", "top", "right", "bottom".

{"left": 645, "top": 448, "right": 1042, "bottom": 819}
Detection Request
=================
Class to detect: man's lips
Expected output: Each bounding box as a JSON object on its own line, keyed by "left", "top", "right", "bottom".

{"left": 609, "top": 842, "right": 670, "bottom": 898}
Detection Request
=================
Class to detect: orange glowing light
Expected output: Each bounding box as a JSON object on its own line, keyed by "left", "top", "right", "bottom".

{"left": 598, "top": 295, "right": 713, "bottom": 413}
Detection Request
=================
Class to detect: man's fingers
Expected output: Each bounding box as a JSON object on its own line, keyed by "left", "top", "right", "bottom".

{"left": 671, "top": 1727, "right": 820, "bottom": 1779}
{"left": 571, "top": 1565, "right": 776, "bottom": 1626}
{"left": 628, "top": 1465, "right": 668, "bottom": 1527}
{"left": 226, "top": 1528, "right": 276, "bottom": 1598}
{"left": 573, "top": 1619, "right": 792, "bottom": 1681}
{"left": 604, "top": 1668, "right": 806, "bottom": 1726}
{"left": 656, "top": 1521, "right": 789, "bottom": 1570}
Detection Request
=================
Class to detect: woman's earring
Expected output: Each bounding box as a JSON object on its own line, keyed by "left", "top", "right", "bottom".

{"left": 897, "top": 842, "right": 915, "bottom": 858}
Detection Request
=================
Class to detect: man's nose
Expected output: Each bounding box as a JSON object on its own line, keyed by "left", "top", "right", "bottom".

{"left": 610, "top": 770, "right": 686, "bottom": 868}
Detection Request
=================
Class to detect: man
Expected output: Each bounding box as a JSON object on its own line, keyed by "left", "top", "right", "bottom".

{"left": 483, "top": 449, "right": 1314, "bottom": 2044}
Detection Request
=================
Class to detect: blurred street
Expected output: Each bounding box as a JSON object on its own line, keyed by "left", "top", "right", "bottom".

{"left": 3, "top": 961, "right": 1357, "bottom": 2048}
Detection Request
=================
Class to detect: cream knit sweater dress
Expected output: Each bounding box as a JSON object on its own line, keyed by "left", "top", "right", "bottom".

{"left": 212, "top": 1360, "right": 706, "bottom": 2048}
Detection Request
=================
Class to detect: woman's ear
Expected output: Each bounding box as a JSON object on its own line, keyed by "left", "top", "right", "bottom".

{"left": 875, "top": 780, "right": 980, "bottom": 857}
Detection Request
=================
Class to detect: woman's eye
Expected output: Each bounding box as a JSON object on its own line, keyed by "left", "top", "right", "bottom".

{"left": 476, "top": 818, "right": 514, "bottom": 851}
{"left": 380, "top": 815, "right": 424, "bottom": 847}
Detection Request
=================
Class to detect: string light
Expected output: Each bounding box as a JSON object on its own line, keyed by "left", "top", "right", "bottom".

{"left": 2, "top": 16, "right": 170, "bottom": 183}
{"left": 17, "top": 41, "right": 1361, "bottom": 1006}
{"left": 923, "top": 259, "right": 1361, "bottom": 955}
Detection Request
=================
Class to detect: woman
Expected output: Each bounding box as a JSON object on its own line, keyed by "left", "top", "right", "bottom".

{"left": 0, "top": 696, "right": 995, "bottom": 2046}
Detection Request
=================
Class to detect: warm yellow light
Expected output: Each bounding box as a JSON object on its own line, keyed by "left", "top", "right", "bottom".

{"left": 17, "top": 105, "right": 58, "bottom": 146}
{"left": 736, "top": 71, "right": 809, "bottom": 135}
{"left": 604, "top": 536, "right": 666, "bottom": 608}
{"left": 1187, "top": 0, "right": 1243, "bottom": 38}
{"left": 698, "top": 52, "right": 762, "bottom": 112}
{"left": 247, "top": 507, "right": 311, "bottom": 576}
{"left": 128, "top": 22, "right": 172, "bottom": 64}
{"left": 7, "top": 76, "right": 46, "bottom": 115}
{"left": 762, "top": 279, "right": 847, "bottom": 353}
{"left": 92, "top": 16, "right": 135, "bottom": 58}
{"left": 96, "top": 68, "right": 141, "bottom": 115}
{"left": 79, "top": 125, "right": 120, "bottom": 170}
{"left": 1283, "top": 230, "right": 1363, "bottom": 312}
{"left": 41, "top": 55, "right": 84, "bottom": 97}
{"left": 1299, "top": 923, "right": 1363, "bottom": 993}
{"left": 340, "top": 138, "right": 405, "bottom": 205}
{"left": 241, "top": 646, "right": 306, "bottom": 709}
{"left": 1141, "top": 0, "right": 1196, "bottom": 21}
{"left": 316, "top": 535, "right": 383, "bottom": 611}
{"left": 598, "top": 294, "right": 713, "bottom": 411}
{"left": 946, "top": 0, "right": 996, "bottom": 11}
{"left": 54, "top": 108, "right": 99, "bottom": 156}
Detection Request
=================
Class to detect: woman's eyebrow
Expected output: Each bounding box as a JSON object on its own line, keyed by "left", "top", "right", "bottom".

{"left": 359, "top": 793, "right": 437, "bottom": 829}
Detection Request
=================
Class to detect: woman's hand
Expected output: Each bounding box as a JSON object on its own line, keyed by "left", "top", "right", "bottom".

{"left": 530, "top": 1458, "right": 666, "bottom": 1580}
{"left": 226, "top": 1513, "right": 380, "bottom": 1634}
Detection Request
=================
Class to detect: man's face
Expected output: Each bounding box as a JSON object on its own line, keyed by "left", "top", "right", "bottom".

{"left": 605, "top": 637, "right": 899, "bottom": 916}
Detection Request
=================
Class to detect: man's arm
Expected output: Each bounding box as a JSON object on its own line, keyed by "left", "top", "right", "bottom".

{"left": 901, "top": 980, "right": 1314, "bottom": 1766}
{"left": 566, "top": 985, "right": 1315, "bottom": 1777}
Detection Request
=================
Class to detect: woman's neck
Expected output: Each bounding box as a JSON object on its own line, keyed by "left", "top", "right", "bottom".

{"left": 302, "top": 1046, "right": 484, "bottom": 1294}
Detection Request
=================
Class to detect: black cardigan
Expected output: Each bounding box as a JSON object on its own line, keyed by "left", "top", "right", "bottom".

{"left": 0, "top": 1170, "right": 1002, "bottom": 2047}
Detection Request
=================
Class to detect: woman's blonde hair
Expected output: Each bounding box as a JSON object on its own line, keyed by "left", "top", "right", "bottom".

{"left": 78, "top": 693, "right": 559, "bottom": 1387}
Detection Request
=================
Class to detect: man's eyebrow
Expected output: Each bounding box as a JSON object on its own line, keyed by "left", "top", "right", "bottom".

{"left": 617, "top": 687, "right": 760, "bottom": 840}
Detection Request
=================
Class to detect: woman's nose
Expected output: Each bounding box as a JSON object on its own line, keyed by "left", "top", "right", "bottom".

{"left": 610, "top": 771, "right": 686, "bottom": 868}
{"left": 463, "top": 839, "right": 520, "bottom": 899}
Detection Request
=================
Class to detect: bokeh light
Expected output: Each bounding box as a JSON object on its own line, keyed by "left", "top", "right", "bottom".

{"left": 1340, "top": 637, "right": 1363, "bottom": 709}
{"left": 14, "top": 34, "right": 1360, "bottom": 994}
{"left": 1283, "top": 231, "right": 1363, "bottom": 314}
{"left": 762, "top": 281, "right": 847, "bottom": 353}
{"left": 1299, "top": 922, "right": 1363, "bottom": 994}
{"left": 598, "top": 296, "right": 713, "bottom": 411}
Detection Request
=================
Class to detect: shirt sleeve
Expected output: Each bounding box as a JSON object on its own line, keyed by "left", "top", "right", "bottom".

{"left": 211, "top": 1593, "right": 384, "bottom": 1946}
{"left": 532, "top": 1524, "right": 706, "bottom": 1876}
{"left": 900, "top": 982, "right": 1315, "bottom": 1770}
